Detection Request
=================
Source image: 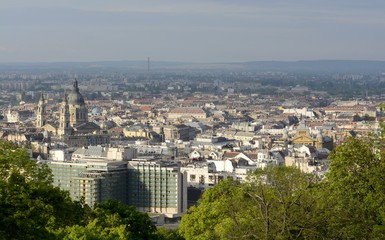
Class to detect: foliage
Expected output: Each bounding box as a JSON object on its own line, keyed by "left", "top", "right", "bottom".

{"left": 180, "top": 167, "right": 322, "bottom": 240}
{"left": 322, "top": 137, "right": 385, "bottom": 239}
{"left": 244, "top": 166, "right": 322, "bottom": 239}
{"left": 52, "top": 200, "right": 158, "bottom": 240}
{"left": 0, "top": 141, "right": 85, "bottom": 239}
{"left": 156, "top": 228, "right": 185, "bottom": 240}
{"left": 0, "top": 141, "right": 52, "bottom": 183}
{"left": 179, "top": 178, "right": 247, "bottom": 240}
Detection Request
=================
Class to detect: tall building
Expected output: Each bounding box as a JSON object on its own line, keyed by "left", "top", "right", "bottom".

{"left": 68, "top": 79, "right": 88, "bottom": 127}
{"left": 49, "top": 150, "right": 187, "bottom": 218}
{"left": 49, "top": 146, "right": 136, "bottom": 207}
{"left": 127, "top": 158, "right": 187, "bottom": 218}
{"left": 36, "top": 92, "right": 46, "bottom": 128}
{"left": 58, "top": 93, "right": 72, "bottom": 136}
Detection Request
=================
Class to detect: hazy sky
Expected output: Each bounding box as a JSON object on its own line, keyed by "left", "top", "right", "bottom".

{"left": 1, "top": 0, "right": 385, "bottom": 62}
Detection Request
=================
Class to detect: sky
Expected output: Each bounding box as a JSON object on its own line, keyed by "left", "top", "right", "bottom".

{"left": 0, "top": 0, "right": 385, "bottom": 63}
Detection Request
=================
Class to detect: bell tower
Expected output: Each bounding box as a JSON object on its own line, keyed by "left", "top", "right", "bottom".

{"left": 36, "top": 92, "right": 46, "bottom": 128}
{"left": 58, "top": 92, "right": 72, "bottom": 136}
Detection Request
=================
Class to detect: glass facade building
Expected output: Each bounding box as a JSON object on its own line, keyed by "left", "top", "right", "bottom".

{"left": 49, "top": 147, "right": 187, "bottom": 218}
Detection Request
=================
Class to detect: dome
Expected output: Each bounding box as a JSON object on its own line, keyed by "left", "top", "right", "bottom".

{"left": 92, "top": 106, "right": 101, "bottom": 115}
{"left": 68, "top": 80, "right": 85, "bottom": 105}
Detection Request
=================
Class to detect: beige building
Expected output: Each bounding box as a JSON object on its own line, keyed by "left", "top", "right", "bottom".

{"left": 168, "top": 107, "right": 207, "bottom": 120}
{"left": 123, "top": 125, "right": 152, "bottom": 138}
{"left": 291, "top": 124, "right": 333, "bottom": 150}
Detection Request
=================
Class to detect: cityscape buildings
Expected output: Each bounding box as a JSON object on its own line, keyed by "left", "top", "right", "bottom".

{"left": 0, "top": 63, "right": 384, "bottom": 221}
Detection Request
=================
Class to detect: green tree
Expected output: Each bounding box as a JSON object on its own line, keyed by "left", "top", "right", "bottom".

{"left": 244, "top": 166, "right": 322, "bottom": 239}
{"left": 179, "top": 178, "right": 247, "bottom": 240}
{"left": 54, "top": 200, "right": 157, "bottom": 240}
{"left": 0, "top": 141, "right": 51, "bottom": 183}
{"left": 0, "top": 141, "right": 85, "bottom": 240}
{"left": 156, "top": 228, "right": 185, "bottom": 240}
{"left": 322, "top": 137, "right": 385, "bottom": 239}
{"left": 179, "top": 167, "right": 322, "bottom": 240}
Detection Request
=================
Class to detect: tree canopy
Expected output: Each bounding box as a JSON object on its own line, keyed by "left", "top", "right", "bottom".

{"left": 321, "top": 137, "right": 385, "bottom": 239}
{"left": 179, "top": 166, "right": 322, "bottom": 240}
{"left": 53, "top": 200, "right": 158, "bottom": 240}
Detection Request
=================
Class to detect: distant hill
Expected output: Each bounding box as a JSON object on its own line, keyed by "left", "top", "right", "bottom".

{"left": 0, "top": 60, "right": 384, "bottom": 73}
{"left": 238, "top": 60, "right": 385, "bottom": 73}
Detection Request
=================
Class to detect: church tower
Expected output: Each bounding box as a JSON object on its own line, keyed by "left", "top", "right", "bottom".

{"left": 67, "top": 79, "right": 88, "bottom": 127}
{"left": 36, "top": 92, "right": 46, "bottom": 128}
{"left": 58, "top": 92, "right": 72, "bottom": 136}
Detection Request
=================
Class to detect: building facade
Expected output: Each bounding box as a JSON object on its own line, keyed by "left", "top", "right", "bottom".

{"left": 127, "top": 158, "right": 187, "bottom": 218}
{"left": 49, "top": 146, "right": 136, "bottom": 207}
{"left": 49, "top": 147, "right": 187, "bottom": 218}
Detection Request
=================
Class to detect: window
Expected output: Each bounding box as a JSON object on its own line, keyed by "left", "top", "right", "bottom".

{"left": 190, "top": 174, "right": 196, "bottom": 182}
{"left": 209, "top": 175, "right": 214, "bottom": 182}
{"left": 199, "top": 175, "right": 205, "bottom": 184}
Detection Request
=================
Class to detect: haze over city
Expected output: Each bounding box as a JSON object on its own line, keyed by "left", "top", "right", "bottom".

{"left": 1, "top": 0, "right": 385, "bottom": 63}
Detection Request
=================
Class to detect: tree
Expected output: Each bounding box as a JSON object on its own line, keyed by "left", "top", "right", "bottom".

{"left": 179, "top": 167, "right": 322, "bottom": 240}
{"left": 54, "top": 200, "right": 157, "bottom": 240}
{"left": 156, "top": 228, "right": 184, "bottom": 240}
{"left": 179, "top": 178, "right": 247, "bottom": 240}
{"left": 0, "top": 141, "right": 85, "bottom": 239}
{"left": 322, "top": 137, "right": 385, "bottom": 239}
{"left": 0, "top": 141, "right": 52, "bottom": 183}
{"left": 247, "top": 167, "right": 324, "bottom": 239}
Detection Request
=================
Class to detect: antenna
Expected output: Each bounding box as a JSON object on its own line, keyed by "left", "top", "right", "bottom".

{"left": 147, "top": 57, "right": 150, "bottom": 73}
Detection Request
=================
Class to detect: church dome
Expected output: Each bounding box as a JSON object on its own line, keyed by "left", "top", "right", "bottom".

{"left": 68, "top": 80, "right": 85, "bottom": 105}
{"left": 91, "top": 106, "right": 101, "bottom": 115}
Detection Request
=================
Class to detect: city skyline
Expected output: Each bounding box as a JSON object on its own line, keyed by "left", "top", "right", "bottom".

{"left": 1, "top": 0, "right": 385, "bottom": 63}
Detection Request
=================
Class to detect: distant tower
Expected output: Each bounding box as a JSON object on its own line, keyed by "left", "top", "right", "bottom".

{"left": 36, "top": 92, "right": 46, "bottom": 128}
{"left": 67, "top": 79, "right": 88, "bottom": 127}
{"left": 316, "top": 130, "right": 324, "bottom": 144}
{"left": 148, "top": 57, "right": 150, "bottom": 73}
{"left": 58, "top": 92, "right": 72, "bottom": 136}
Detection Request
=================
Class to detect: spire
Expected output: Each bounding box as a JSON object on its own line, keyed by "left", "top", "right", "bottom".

{"left": 38, "top": 92, "right": 45, "bottom": 103}
{"left": 63, "top": 90, "right": 68, "bottom": 103}
{"left": 72, "top": 79, "right": 79, "bottom": 91}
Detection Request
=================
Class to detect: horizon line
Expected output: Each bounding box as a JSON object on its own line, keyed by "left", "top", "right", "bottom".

{"left": 1, "top": 59, "right": 385, "bottom": 65}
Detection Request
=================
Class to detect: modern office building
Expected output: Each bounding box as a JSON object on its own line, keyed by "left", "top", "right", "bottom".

{"left": 49, "top": 146, "right": 187, "bottom": 218}
{"left": 127, "top": 157, "right": 187, "bottom": 218}
{"left": 49, "top": 146, "right": 136, "bottom": 207}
